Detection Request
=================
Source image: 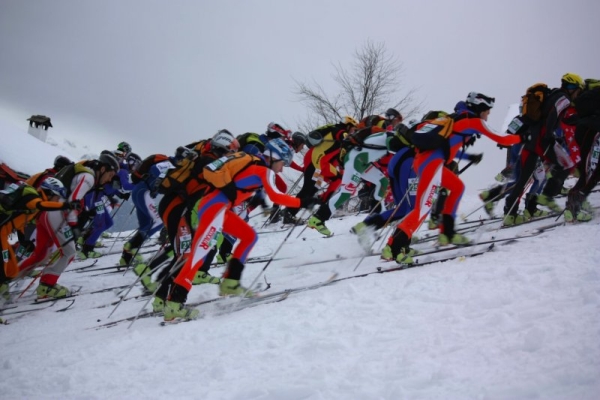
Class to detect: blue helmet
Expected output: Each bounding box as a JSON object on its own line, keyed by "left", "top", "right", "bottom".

{"left": 40, "top": 177, "right": 67, "bottom": 199}
{"left": 264, "top": 138, "right": 293, "bottom": 167}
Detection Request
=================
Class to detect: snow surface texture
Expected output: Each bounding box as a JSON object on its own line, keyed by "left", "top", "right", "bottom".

{"left": 1, "top": 116, "right": 599, "bottom": 399}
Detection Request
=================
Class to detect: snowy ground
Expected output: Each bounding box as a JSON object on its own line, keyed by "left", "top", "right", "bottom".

{"left": 1, "top": 189, "right": 599, "bottom": 400}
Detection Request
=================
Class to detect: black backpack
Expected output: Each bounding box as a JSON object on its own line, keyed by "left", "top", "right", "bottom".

{"left": 131, "top": 154, "right": 170, "bottom": 184}
{"left": 574, "top": 88, "right": 600, "bottom": 118}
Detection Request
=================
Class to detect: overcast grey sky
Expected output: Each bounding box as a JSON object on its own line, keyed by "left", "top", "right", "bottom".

{"left": 1, "top": 0, "right": 598, "bottom": 169}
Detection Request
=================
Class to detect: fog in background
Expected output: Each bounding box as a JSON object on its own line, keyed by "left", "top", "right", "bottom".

{"left": 1, "top": 0, "right": 598, "bottom": 191}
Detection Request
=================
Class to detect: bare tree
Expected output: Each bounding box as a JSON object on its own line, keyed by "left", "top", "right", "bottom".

{"left": 294, "top": 40, "right": 422, "bottom": 132}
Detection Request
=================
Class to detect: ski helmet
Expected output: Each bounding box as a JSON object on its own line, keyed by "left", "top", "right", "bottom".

{"left": 466, "top": 92, "right": 495, "bottom": 114}
{"left": 264, "top": 138, "right": 293, "bottom": 167}
{"left": 561, "top": 72, "right": 584, "bottom": 90}
{"left": 266, "top": 122, "right": 290, "bottom": 139}
{"left": 421, "top": 110, "right": 449, "bottom": 121}
{"left": 342, "top": 116, "right": 358, "bottom": 127}
{"left": 384, "top": 108, "right": 402, "bottom": 121}
{"left": 98, "top": 152, "right": 120, "bottom": 172}
{"left": 211, "top": 129, "right": 239, "bottom": 153}
{"left": 117, "top": 141, "right": 132, "bottom": 154}
{"left": 40, "top": 177, "right": 67, "bottom": 199}
{"left": 291, "top": 131, "right": 306, "bottom": 148}
{"left": 306, "top": 130, "right": 324, "bottom": 148}
{"left": 174, "top": 146, "right": 195, "bottom": 160}
{"left": 126, "top": 153, "right": 142, "bottom": 171}
{"left": 53, "top": 155, "right": 72, "bottom": 171}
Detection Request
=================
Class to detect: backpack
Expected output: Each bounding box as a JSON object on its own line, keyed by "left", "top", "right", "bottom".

{"left": 130, "top": 154, "right": 170, "bottom": 184}
{"left": 0, "top": 163, "right": 26, "bottom": 187}
{"left": 358, "top": 115, "right": 387, "bottom": 129}
{"left": 574, "top": 87, "right": 600, "bottom": 118}
{"left": 158, "top": 141, "right": 209, "bottom": 195}
{"left": 346, "top": 126, "right": 386, "bottom": 147}
{"left": 204, "top": 152, "right": 262, "bottom": 189}
{"left": 26, "top": 170, "right": 54, "bottom": 189}
{"left": 0, "top": 182, "right": 38, "bottom": 216}
{"left": 53, "top": 162, "right": 94, "bottom": 197}
{"left": 411, "top": 116, "right": 455, "bottom": 151}
{"left": 237, "top": 132, "right": 265, "bottom": 154}
{"left": 521, "top": 83, "right": 551, "bottom": 124}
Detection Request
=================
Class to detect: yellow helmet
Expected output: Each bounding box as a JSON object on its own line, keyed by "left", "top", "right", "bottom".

{"left": 561, "top": 73, "right": 584, "bottom": 89}
{"left": 342, "top": 115, "right": 358, "bottom": 127}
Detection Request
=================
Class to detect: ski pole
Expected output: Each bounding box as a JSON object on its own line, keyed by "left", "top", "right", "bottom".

{"left": 353, "top": 190, "right": 411, "bottom": 272}
{"left": 242, "top": 207, "right": 311, "bottom": 298}
{"left": 16, "top": 236, "right": 75, "bottom": 299}
{"left": 504, "top": 145, "right": 550, "bottom": 220}
{"left": 106, "top": 204, "right": 137, "bottom": 255}
{"left": 127, "top": 253, "right": 189, "bottom": 329}
{"left": 107, "top": 241, "right": 168, "bottom": 318}
{"left": 458, "top": 159, "right": 476, "bottom": 175}
{"left": 261, "top": 174, "right": 303, "bottom": 228}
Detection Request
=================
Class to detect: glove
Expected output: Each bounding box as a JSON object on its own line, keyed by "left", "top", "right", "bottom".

{"left": 111, "top": 176, "right": 122, "bottom": 190}
{"left": 68, "top": 201, "right": 82, "bottom": 211}
{"left": 175, "top": 146, "right": 198, "bottom": 160}
{"left": 300, "top": 196, "right": 319, "bottom": 209}
{"left": 220, "top": 181, "right": 237, "bottom": 204}
{"left": 467, "top": 153, "right": 483, "bottom": 164}
{"left": 117, "top": 191, "right": 131, "bottom": 201}
{"left": 69, "top": 224, "right": 82, "bottom": 241}
{"left": 465, "top": 135, "right": 477, "bottom": 147}
{"left": 519, "top": 130, "right": 532, "bottom": 144}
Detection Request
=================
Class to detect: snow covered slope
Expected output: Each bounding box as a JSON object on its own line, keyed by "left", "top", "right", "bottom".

{"left": 1, "top": 115, "right": 599, "bottom": 399}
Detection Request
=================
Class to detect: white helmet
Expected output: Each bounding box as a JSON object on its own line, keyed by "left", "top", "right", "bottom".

{"left": 211, "top": 129, "right": 238, "bottom": 152}
{"left": 40, "top": 177, "right": 67, "bottom": 199}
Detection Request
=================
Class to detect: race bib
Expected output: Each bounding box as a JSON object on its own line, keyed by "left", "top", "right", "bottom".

{"left": 180, "top": 233, "right": 192, "bottom": 254}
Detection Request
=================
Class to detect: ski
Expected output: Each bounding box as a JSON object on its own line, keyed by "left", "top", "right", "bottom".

{"left": 32, "top": 286, "right": 83, "bottom": 305}
{"left": 500, "top": 212, "right": 561, "bottom": 229}
{"left": 257, "top": 226, "right": 292, "bottom": 234}
{"left": 159, "top": 273, "right": 339, "bottom": 326}
{"left": 159, "top": 293, "right": 291, "bottom": 326}
{"left": 56, "top": 299, "right": 76, "bottom": 312}
{"left": 295, "top": 223, "right": 560, "bottom": 269}
{"left": 0, "top": 300, "right": 57, "bottom": 316}
{"left": 93, "top": 311, "right": 160, "bottom": 330}
{"left": 66, "top": 260, "right": 99, "bottom": 273}
{"left": 317, "top": 244, "right": 498, "bottom": 287}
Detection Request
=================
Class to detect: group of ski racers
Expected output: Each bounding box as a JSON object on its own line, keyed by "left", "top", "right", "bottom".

{"left": 1, "top": 72, "right": 599, "bottom": 323}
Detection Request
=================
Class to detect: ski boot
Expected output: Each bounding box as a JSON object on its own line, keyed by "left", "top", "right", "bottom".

{"left": 163, "top": 301, "right": 199, "bottom": 322}
{"left": 395, "top": 247, "right": 416, "bottom": 265}
{"left": 565, "top": 190, "right": 593, "bottom": 222}
{"left": 133, "top": 263, "right": 158, "bottom": 293}
{"left": 307, "top": 216, "right": 333, "bottom": 237}
{"left": 152, "top": 297, "right": 165, "bottom": 313}
{"left": 439, "top": 214, "right": 471, "bottom": 246}
{"left": 216, "top": 253, "right": 232, "bottom": 265}
{"left": 479, "top": 190, "right": 496, "bottom": 218}
{"left": 119, "top": 243, "right": 143, "bottom": 267}
{"left": 351, "top": 222, "right": 376, "bottom": 253}
{"left": 219, "top": 278, "right": 255, "bottom": 297}
{"left": 0, "top": 282, "right": 10, "bottom": 302}
{"left": 193, "top": 271, "right": 221, "bottom": 285}
{"left": 381, "top": 245, "right": 393, "bottom": 261}
{"left": 438, "top": 233, "right": 470, "bottom": 246}
{"left": 503, "top": 214, "right": 525, "bottom": 226}
{"left": 536, "top": 194, "right": 562, "bottom": 213}
{"left": 36, "top": 283, "right": 71, "bottom": 299}
{"left": 77, "top": 244, "right": 102, "bottom": 260}
{"left": 282, "top": 210, "right": 303, "bottom": 225}
{"left": 523, "top": 208, "right": 549, "bottom": 219}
